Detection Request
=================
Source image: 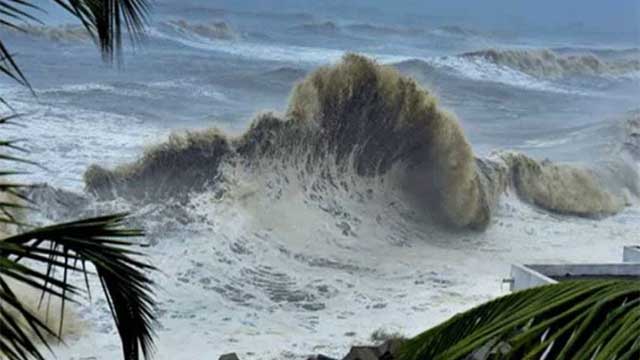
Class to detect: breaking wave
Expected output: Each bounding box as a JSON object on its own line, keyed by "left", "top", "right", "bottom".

{"left": 289, "top": 22, "right": 478, "bottom": 39}
{"left": 290, "top": 21, "right": 340, "bottom": 35}
{"left": 158, "top": 20, "right": 238, "bottom": 41}
{"left": 2, "top": 24, "right": 91, "bottom": 42}
{"left": 397, "top": 57, "right": 570, "bottom": 93}
{"left": 345, "top": 23, "right": 426, "bottom": 37}
{"left": 84, "top": 55, "right": 640, "bottom": 231}
{"left": 259, "top": 66, "right": 307, "bottom": 84}
{"left": 552, "top": 47, "right": 640, "bottom": 61}
{"left": 432, "top": 25, "right": 480, "bottom": 38}
{"left": 462, "top": 48, "right": 640, "bottom": 79}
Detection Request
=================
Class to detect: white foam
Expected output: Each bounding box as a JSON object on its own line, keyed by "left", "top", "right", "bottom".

{"left": 148, "top": 27, "right": 411, "bottom": 65}
{"left": 37, "top": 82, "right": 162, "bottom": 100}
{"left": 428, "top": 56, "right": 585, "bottom": 94}
{"left": 0, "top": 93, "right": 168, "bottom": 190}
{"left": 43, "top": 170, "right": 640, "bottom": 360}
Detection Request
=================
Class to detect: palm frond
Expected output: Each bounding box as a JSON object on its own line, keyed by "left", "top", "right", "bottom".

{"left": 0, "top": 276, "right": 60, "bottom": 360}
{"left": 0, "top": 213, "right": 156, "bottom": 360}
{"left": 397, "top": 280, "right": 640, "bottom": 360}
{"left": 0, "top": 113, "right": 33, "bottom": 227}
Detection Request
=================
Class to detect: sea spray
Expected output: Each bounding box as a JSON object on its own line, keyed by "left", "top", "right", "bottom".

{"left": 85, "top": 129, "right": 232, "bottom": 201}
{"left": 161, "top": 20, "right": 238, "bottom": 41}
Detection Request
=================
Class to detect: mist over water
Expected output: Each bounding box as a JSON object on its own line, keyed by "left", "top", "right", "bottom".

{"left": 2, "top": 1, "right": 640, "bottom": 359}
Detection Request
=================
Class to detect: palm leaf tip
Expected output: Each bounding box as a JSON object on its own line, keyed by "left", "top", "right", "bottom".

{"left": 1, "top": 213, "right": 157, "bottom": 360}
{"left": 52, "top": 0, "right": 151, "bottom": 62}
{"left": 397, "top": 280, "right": 640, "bottom": 360}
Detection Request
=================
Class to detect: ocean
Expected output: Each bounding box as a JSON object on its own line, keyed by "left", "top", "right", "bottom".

{"left": 1, "top": 2, "right": 639, "bottom": 359}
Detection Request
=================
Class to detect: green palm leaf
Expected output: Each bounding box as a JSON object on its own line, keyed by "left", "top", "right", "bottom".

{"left": 0, "top": 214, "right": 156, "bottom": 360}
{"left": 397, "top": 280, "right": 640, "bottom": 360}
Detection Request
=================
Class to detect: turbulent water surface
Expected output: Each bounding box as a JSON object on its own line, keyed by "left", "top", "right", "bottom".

{"left": 1, "top": 2, "right": 640, "bottom": 359}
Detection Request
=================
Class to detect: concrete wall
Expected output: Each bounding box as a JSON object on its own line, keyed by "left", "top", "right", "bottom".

{"left": 528, "top": 263, "right": 640, "bottom": 278}
{"left": 511, "top": 262, "right": 640, "bottom": 291}
{"left": 510, "top": 264, "right": 557, "bottom": 291}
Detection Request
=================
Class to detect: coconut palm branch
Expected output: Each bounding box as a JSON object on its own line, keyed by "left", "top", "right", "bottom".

{"left": 397, "top": 279, "right": 640, "bottom": 360}
{"left": 0, "top": 113, "right": 38, "bottom": 226}
{"left": 0, "top": 214, "right": 156, "bottom": 360}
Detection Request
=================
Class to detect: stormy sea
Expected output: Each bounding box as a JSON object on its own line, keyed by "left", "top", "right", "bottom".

{"left": 1, "top": 1, "right": 639, "bottom": 359}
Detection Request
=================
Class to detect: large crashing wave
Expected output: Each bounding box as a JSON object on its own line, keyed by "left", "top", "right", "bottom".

{"left": 345, "top": 24, "right": 421, "bottom": 36}
{"left": 2, "top": 20, "right": 237, "bottom": 43}
{"left": 290, "top": 21, "right": 340, "bottom": 35}
{"left": 158, "top": 20, "right": 237, "bottom": 41}
{"left": 85, "top": 54, "right": 638, "bottom": 230}
{"left": 433, "top": 25, "right": 480, "bottom": 38}
{"left": 462, "top": 48, "right": 640, "bottom": 79}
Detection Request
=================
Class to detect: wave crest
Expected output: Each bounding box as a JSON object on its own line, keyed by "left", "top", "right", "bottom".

{"left": 2, "top": 24, "right": 91, "bottom": 42}
{"left": 290, "top": 21, "right": 339, "bottom": 35}
{"left": 160, "top": 20, "right": 237, "bottom": 41}
{"left": 492, "top": 152, "right": 627, "bottom": 217}
{"left": 286, "top": 54, "right": 487, "bottom": 228}
{"left": 462, "top": 48, "right": 640, "bottom": 78}
{"left": 85, "top": 129, "right": 232, "bottom": 200}
{"left": 433, "top": 25, "right": 479, "bottom": 38}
